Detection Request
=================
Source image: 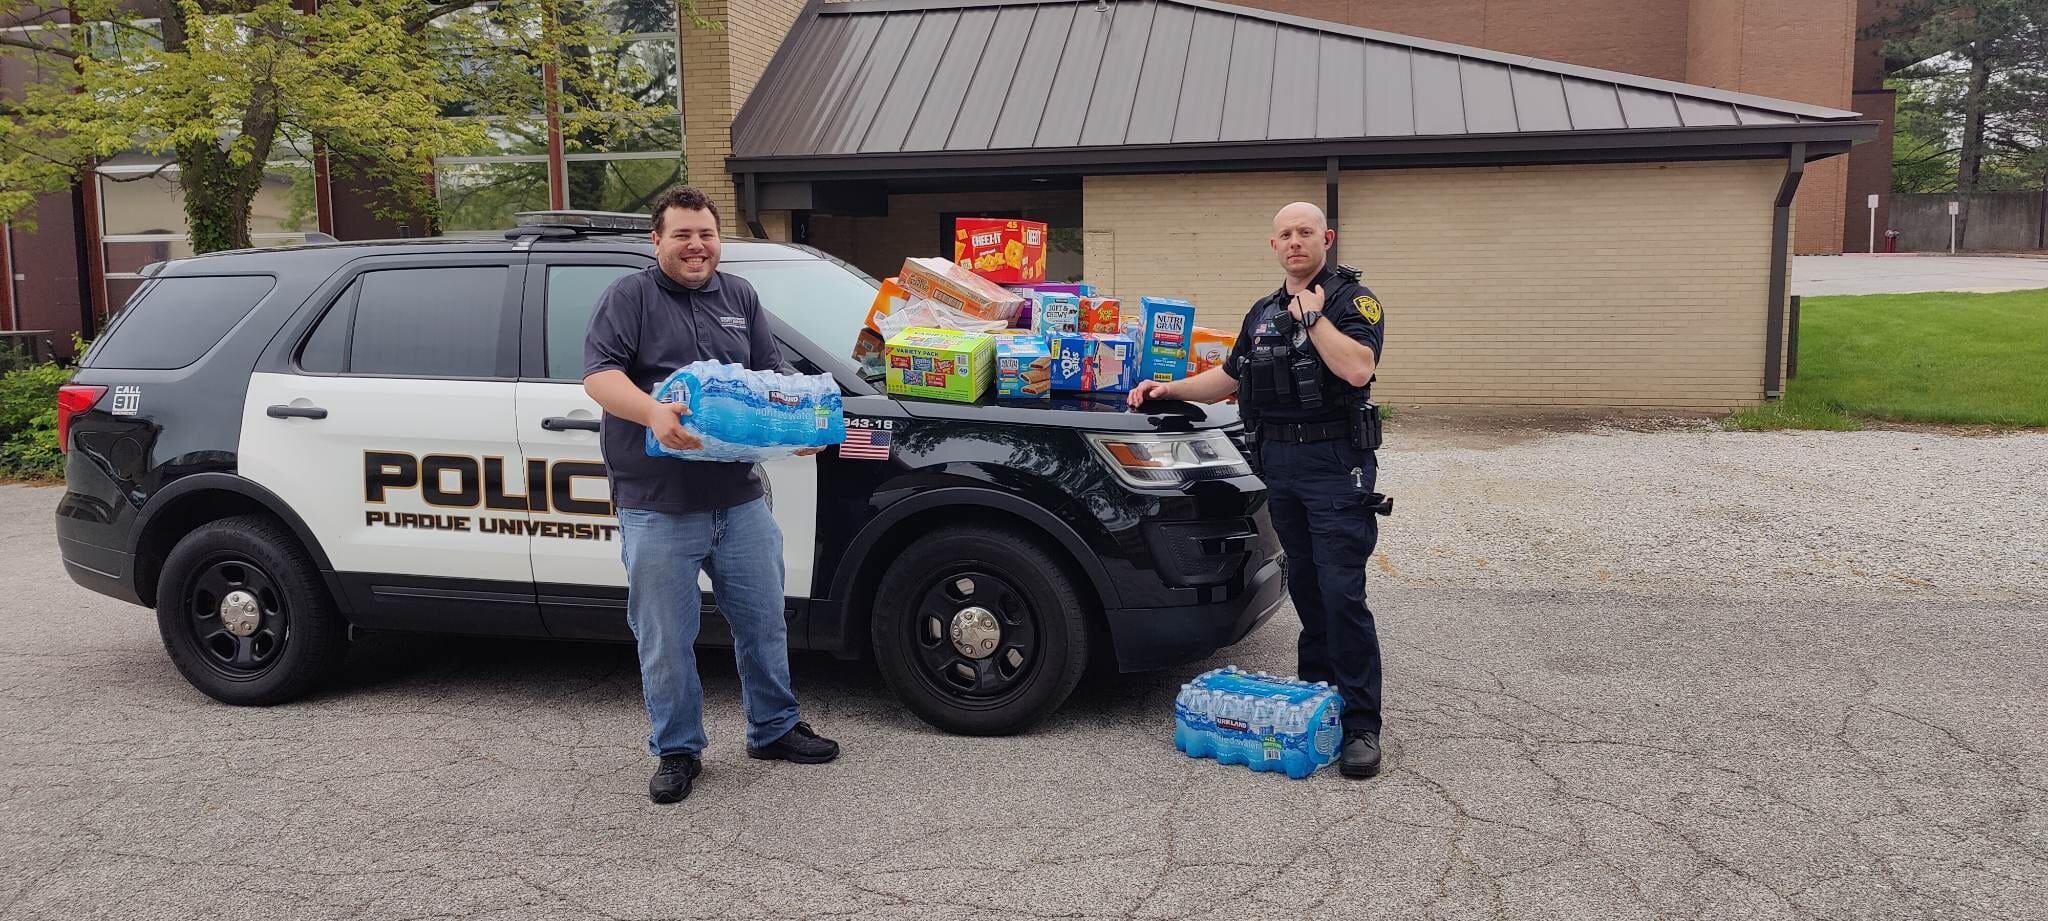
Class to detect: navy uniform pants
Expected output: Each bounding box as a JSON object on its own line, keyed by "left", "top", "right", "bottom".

{"left": 1259, "top": 435, "right": 1384, "bottom": 735}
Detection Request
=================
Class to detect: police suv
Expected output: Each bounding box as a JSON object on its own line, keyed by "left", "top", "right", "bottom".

{"left": 54, "top": 211, "right": 1285, "bottom": 735}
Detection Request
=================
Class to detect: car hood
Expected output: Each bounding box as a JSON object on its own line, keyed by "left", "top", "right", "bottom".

{"left": 893, "top": 394, "right": 1242, "bottom": 433}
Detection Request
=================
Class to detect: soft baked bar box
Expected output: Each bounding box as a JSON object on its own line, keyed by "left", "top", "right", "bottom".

{"left": 884, "top": 327, "right": 995, "bottom": 403}
{"left": 995, "top": 334, "right": 1052, "bottom": 398}
{"left": 954, "top": 218, "right": 1047, "bottom": 284}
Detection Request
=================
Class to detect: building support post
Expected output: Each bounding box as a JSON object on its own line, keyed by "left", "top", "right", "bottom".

{"left": 1324, "top": 156, "right": 1341, "bottom": 264}
{"left": 740, "top": 172, "right": 767, "bottom": 239}
{"left": 1764, "top": 142, "right": 1806, "bottom": 401}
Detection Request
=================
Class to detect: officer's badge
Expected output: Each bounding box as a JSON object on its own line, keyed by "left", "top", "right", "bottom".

{"left": 1353, "top": 295, "right": 1382, "bottom": 324}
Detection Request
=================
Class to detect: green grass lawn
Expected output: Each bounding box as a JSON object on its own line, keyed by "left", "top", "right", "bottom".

{"left": 1725, "top": 288, "right": 2048, "bottom": 431}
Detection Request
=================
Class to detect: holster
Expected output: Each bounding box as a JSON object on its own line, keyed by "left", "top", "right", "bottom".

{"left": 1349, "top": 400, "right": 1383, "bottom": 451}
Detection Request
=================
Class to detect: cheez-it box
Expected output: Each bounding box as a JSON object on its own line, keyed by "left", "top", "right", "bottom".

{"left": 954, "top": 218, "right": 1048, "bottom": 284}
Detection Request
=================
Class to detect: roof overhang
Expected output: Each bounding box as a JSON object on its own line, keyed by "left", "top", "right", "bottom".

{"left": 729, "top": 0, "right": 1878, "bottom": 184}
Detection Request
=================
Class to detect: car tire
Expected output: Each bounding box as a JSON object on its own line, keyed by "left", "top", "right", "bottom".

{"left": 871, "top": 526, "right": 1090, "bottom": 736}
{"left": 155, "top": 514, "right": 348, "bottom": 705}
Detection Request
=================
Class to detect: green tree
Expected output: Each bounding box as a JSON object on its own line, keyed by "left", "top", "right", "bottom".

{"left": 0, "top": 0, "right": 706, "bottom": 253}
{"left": 1867, "top": 0, "right": 2048, "bottom": 244}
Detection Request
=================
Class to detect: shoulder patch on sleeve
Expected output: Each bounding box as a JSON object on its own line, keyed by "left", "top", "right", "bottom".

{"left": 1353, "top": 295, "right": 1382, "bottom": 324}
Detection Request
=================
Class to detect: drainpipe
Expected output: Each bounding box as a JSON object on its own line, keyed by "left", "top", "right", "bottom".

{"left": 1763, "top": 142, "right": 1806, "bottom": 400}
{"left": 1325, "top": 156, "right": 1341, "bottom": 264}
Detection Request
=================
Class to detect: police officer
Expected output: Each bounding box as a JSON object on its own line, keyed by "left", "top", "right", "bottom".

{"left": 1128, "top": 202, "right": 1389, "bottom": 779}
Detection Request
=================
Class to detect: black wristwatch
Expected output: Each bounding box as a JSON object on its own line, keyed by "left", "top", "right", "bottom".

{"left": 1301, "top": 309, "right": 1323, "bottom": 330}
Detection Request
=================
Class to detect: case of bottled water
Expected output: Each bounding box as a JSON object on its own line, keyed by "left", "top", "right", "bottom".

{"left": 1173, "top": 666, "right": 1344, "bottom": 779}
{"left": 645, "top": 361, "right": 847, "bottom": 463}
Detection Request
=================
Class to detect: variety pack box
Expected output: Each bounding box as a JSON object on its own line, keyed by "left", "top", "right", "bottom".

{"left": 994, "top": 335, "right": 1053, "bottom": 398}
{"left": 884, "top": 327, "right": 995, "bottom": 403}
{"left": 1134, "top": 297, "right": 1198, "bottom": 383}
{"left": 1048, "top": 332, "right": 1137, "bottom": 394}
{"left": 1079, "top": 296, "right": 1123, "bottom": 335}
{"left": 954, "top": 218, "right": 1047, "bottom": 284}
{"left": 1189, "top": 326, "right": 1236, "bottom": 377}
{"left": 898, "top": 257, "right": 1027, "bottom": 322}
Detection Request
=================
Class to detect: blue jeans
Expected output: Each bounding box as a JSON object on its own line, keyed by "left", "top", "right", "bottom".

{"left": 617, "top": 498, "right": 801, "bottom": 757}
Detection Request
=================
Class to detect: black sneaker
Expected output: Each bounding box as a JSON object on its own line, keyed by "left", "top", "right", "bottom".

{"left": 746, "top": 721, "right": 840, "bottom": 764}
{"left": 1339, "top": 731, "right": 1383, "bottom": 779}
{"left": 649, "top": 753, "right": 701, "bottom": 804}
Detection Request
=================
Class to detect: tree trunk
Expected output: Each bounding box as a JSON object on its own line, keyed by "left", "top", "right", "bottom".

{"left": 1955, "top": 43, "right": 1992, "bottom": 250}
{"left": 161, "top": 2, "right": 275, "bottom": 254}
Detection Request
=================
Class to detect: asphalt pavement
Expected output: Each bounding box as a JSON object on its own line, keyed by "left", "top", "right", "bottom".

{"left": 1793, "top": 254, "right": 2048, "bottom": 296}
{"left": 2, "top": 424, "right": 2044, "bottom": 920}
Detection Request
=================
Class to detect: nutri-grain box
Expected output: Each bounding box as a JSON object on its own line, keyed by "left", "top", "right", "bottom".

{"left": 954, "top": 218, "right": 1047, "bottom": 285}
{"left": 1134, "top": 297, "right": 1198, "bottom": 383}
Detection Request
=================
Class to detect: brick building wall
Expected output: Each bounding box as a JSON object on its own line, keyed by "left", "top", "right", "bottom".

{"left": 1084, "top": 162, "right": 1787, "bottom": 411}
{"left": 682, "top": 0, "right": 806, "bottom": 235}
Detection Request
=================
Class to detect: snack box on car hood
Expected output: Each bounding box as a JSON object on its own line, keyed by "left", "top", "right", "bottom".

{"left": 883, "top": 327, "right": 994, "bottom": 403}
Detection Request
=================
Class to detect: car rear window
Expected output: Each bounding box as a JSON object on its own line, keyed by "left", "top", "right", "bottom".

{"left": 86, "top": 275, "right": 275, "bottom": 370}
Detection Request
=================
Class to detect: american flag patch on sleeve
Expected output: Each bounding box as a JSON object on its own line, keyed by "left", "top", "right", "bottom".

{"left": 839, "top": 428, "right": 892, "bottom": 460}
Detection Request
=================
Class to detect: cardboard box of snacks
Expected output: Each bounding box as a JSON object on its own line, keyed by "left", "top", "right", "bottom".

{"left": 954, "top": 218, "right": 1047, "bottom": 284}
{"left": 897, "top": 257, "right": 1027, "bottom": 323}
{"left": 1048, "top": 332, "right": 1137, "bottom": 394}
{"left": 884, "top": 327, "right": 995, "bottom": 403}
{"left": 1188, "top": 326, "right": 1236, "bottom": 377}
{"left": 994, "top": 335, "right": 1053, "bottom": 398}
{"left": 1134, "top": 297, "right": 1198, "bottom": 383}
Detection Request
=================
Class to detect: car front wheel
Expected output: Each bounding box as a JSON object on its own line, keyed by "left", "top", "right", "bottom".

{"left": 871, "top": 526, "right": 1090, "bottom": 736}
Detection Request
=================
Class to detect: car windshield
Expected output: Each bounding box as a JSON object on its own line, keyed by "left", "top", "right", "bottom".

{"left": 723, "top": 256, "right": 880, "bottom": 380}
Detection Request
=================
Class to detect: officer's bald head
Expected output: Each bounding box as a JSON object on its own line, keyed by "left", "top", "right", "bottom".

{"left": 1271, "top": 202, "right": 1334, "bottom": 280}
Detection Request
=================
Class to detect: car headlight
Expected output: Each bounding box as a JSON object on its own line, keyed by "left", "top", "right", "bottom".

{"left": 1085, "top": 431, "right": 1252, "bottom": 487}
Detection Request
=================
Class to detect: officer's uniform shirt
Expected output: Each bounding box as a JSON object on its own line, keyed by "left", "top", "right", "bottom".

{"left": 1223, "top": 263, "right": 1386, "bottom": 423}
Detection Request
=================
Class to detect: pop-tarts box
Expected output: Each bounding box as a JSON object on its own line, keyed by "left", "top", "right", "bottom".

{"left": 994, "top": 334, "right": 1052, "bottom": 398}
{"left": 1136, "top": 297, "right": 1198, "bottom": 383}
{"left": 1048, "top": 332, "right": 1137, "bottom": 394}
{"left": 1033, "top": 292, "right": 1082, "bottom": 337}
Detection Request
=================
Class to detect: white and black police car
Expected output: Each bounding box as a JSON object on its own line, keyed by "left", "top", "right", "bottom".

{"left": 54, "top": 211, "right": 1285, "bottom": 735}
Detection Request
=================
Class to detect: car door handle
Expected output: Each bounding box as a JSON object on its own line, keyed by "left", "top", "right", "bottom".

{"left": 266, "top": 404, "right": 328, "bottom": 420}
{"left": 541, "top": 416, "right": 601, "bottom": 432}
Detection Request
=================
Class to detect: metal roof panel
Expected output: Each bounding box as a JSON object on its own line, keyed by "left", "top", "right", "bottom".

{"left": 1080, "top": 0, "right": 1159, "bottom": 146}
{"left": 1411, "top": 50, "right": 1466, "bottom": 136}
{"left": 1560, "top": 75, "right": 1626, "bottom": 130}
{"left": 1171, "top": 9, "right": 1235, "bottom": 143}
{"left": 1362, "top": 41, "right": 1413, "bottom": 136}
{"left": 1460, "top": 58, "right": 1517, "bottom": 133}
{"left": 1036, "top": 0, "right": 1114, "bottom": 146}
{"left": 817, "top": 13, "right": 921, "bottom": 153}
{"left": 1268, "top": 26, "right": 1323, "bottom": 140}
{"left": 1507, "top": 67, "right": 1571, "bottom": 132}
{"left": 1616, "top": 86, "right": 1682, "bottom": 129}
{"left": 904, "top": 8, "right": 1000, "bottom": 150}
{"left": 1126, "top": 1, "right": 1197, "bottom": 144}
{"left": 1219, "top": 15, "right": 1278, "bottom": 141}
{"left": 988, "top": 3, "right": 1074, "bottom": 148}
{"left": 945, "top": 4, "right": 1037, "bottom": 149}
{"left": 1316, "top": 31, "right": 1365, "bottom": 138}
{"left": 861, "top": 11, "right": 962, "bottom": 152}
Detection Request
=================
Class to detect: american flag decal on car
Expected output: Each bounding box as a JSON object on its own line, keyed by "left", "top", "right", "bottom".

{"left": 839, "top": 428, "right": 891, "bottom": 460}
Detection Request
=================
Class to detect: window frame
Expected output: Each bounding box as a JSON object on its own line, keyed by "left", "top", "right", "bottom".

{"left": 288, "top": 255, "right": 525, "bottom": 382}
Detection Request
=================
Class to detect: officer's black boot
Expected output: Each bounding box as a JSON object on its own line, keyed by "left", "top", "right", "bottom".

{"left": 1339, "top": 732, "right": 1382, "bottom": 779}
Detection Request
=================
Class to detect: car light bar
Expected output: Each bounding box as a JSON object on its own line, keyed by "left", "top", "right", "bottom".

{"left": 513, "top": 210, "right": 653, "bottom": 232}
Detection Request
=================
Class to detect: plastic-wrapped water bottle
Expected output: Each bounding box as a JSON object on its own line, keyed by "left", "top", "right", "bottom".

{"left": 1171, "top": 666, "right": 1345, "bottom": 779}
{"left": 646, "top": 361, "right": 847, "bottom": 462}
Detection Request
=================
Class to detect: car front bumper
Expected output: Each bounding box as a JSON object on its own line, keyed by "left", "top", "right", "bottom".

{"left": 1100, "top": 552, "right": 1287, "bottom": 672}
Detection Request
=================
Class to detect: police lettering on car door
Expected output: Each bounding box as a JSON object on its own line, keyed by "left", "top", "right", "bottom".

{"left": 360, "top": 450, "right": 622, "bottom": 541}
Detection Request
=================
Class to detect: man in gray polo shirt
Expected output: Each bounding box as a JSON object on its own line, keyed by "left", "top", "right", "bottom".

{"left": 583, "top": 186, "right": 840, "bottom": 804}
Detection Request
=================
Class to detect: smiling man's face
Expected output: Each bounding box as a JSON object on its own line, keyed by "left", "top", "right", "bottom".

{"left": 653, "top": 205, "right": 721, "bottom": 287}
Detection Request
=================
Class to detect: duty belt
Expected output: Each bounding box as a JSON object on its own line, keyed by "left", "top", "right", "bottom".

{"left": 1259, "top": 419, "right": 1350, "bottom": 443}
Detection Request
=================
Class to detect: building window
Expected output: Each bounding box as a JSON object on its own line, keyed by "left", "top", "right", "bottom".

{"left": 96, "top": 153, "right": 314, "bottom": 308}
